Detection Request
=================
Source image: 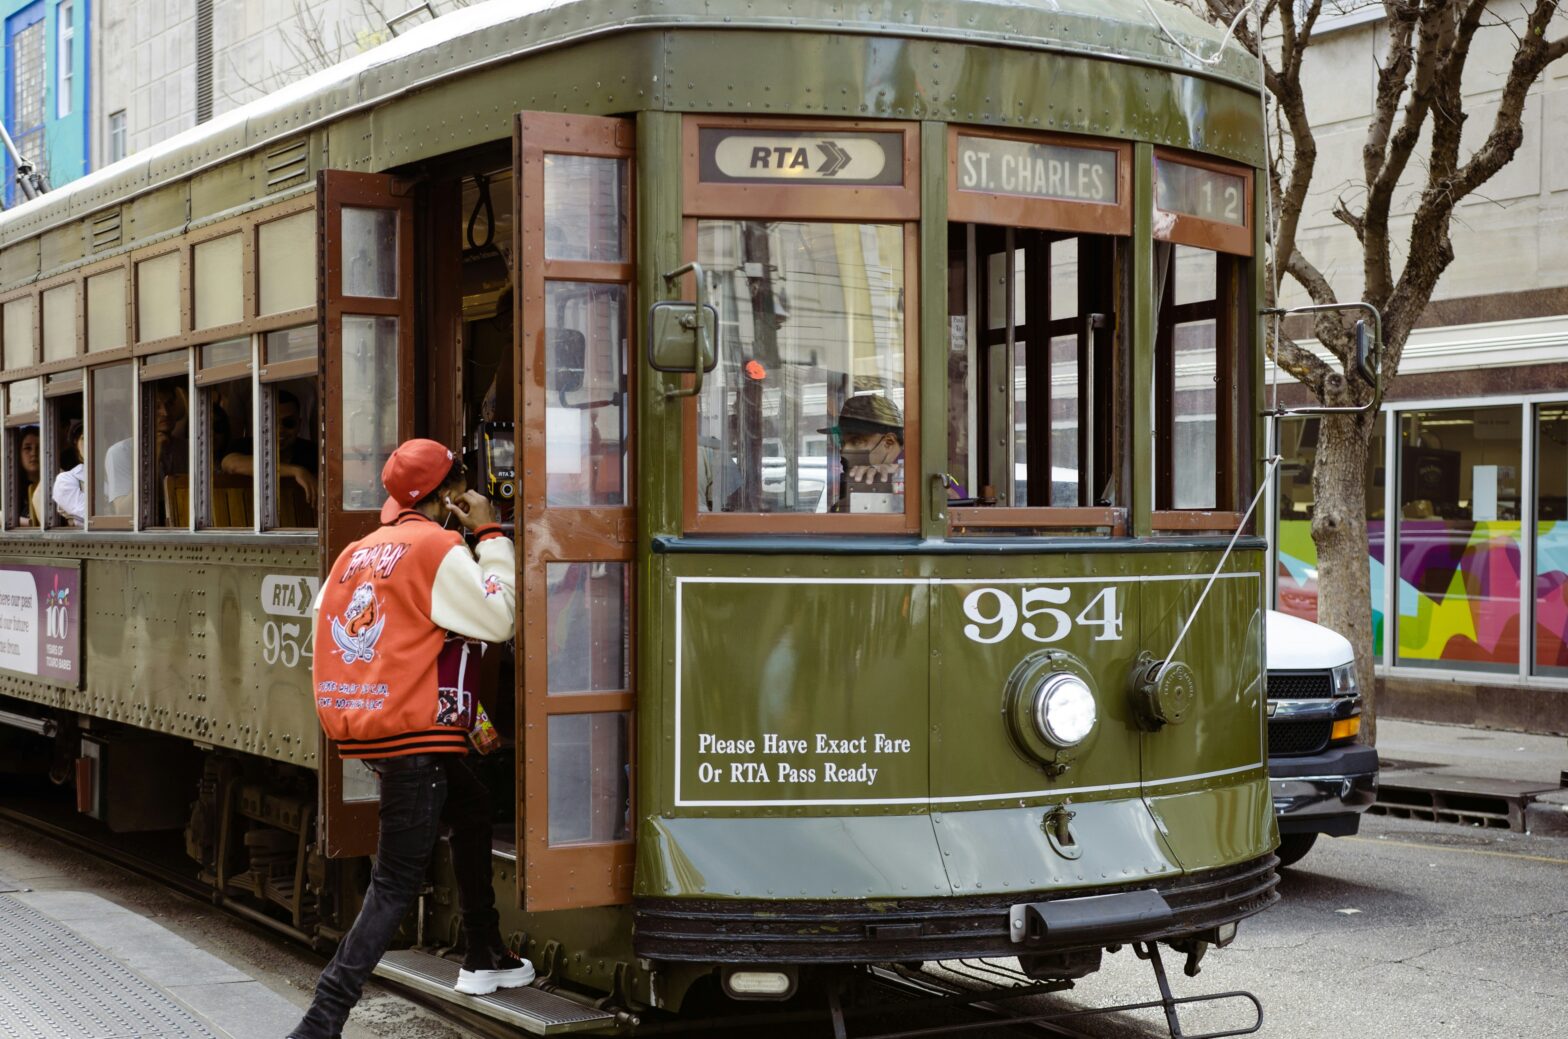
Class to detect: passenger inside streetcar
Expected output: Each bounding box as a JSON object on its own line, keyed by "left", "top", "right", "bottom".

{"left": 16, "top": 425, "right": 39, "bottom": 526}
{"left": 220, "top": 384, "right": 319, "bottom": 508}
{"left": 51, "top": 420, "right": 86, "bottom": 526}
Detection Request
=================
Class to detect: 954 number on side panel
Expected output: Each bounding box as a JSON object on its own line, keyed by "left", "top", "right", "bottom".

{"left": 960, "top": 586, "right": 1124, "bottom": 645}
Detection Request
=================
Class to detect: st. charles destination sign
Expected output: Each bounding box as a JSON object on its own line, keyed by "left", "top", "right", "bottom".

{"left": 955, "top": 134, "right": 1119, "bottom": 205}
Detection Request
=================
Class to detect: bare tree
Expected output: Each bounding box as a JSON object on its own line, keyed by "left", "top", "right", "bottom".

{"left": 1180, "top": 0, "right": 1568, "bottom": 743}
{"left": 221, "top": 0, "right": 472, "bottom": 109}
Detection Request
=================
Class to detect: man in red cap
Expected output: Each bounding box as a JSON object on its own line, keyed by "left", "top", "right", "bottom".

{"left": 289, "top": 439, "right": 526, "bottom": 1039}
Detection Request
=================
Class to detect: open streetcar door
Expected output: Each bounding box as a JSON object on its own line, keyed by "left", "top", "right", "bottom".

{"left": 317, "top": 170, "right": 418, "bottom": 858}
{"left": 514, "top": 112, "right": 637, "bottom": 911}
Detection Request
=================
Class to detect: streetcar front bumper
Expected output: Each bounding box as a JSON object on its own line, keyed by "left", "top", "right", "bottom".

{"left": 634, "top": 854, "right": 1279, "bottom": 963}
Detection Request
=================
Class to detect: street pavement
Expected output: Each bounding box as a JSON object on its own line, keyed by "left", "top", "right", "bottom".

{"left": 1029, "top": 811, "right": 1568, "bottom": 1038}
{"left": 3, "top": 786, "right": 1565, "bottom": 1038}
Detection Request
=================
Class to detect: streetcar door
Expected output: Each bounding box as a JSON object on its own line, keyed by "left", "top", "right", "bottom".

{"left": 316, "top": 170, "right": 418, "bottom": 857}
{"left": 514, "top": 113, "right": 637, "bottom": 910}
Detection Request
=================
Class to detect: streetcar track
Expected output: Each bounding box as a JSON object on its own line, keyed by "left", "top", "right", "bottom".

{"left": 0, "top": 801, "right": 1123, "bottom": 1038}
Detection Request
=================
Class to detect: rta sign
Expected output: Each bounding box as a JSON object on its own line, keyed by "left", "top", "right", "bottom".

{"left": 700, "top": 129, "right": 903, "bottom": 186}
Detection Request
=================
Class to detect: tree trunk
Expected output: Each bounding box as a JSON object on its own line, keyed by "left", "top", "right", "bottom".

{"left": 1310, "top": 412, "right": 1379, "bottom": 746}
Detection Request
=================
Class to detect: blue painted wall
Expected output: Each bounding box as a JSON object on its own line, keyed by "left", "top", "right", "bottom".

{"left": 1, "top": 0, "right": 89, "bottom": 207}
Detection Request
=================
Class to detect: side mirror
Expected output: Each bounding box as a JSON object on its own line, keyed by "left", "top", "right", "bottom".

{"left": 1352, "top": 319, "right": 1377, "bottom": 388}
{"left": 649, "top": 262, "right": 719, "bottom": 399}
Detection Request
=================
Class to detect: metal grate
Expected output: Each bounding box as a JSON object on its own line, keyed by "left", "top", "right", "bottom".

{"left": 1268, "top": 719, "right": 1331, "bottom": 757}
{"left": 7, "top": 14, "right": 48, "bottom": 198}
{"left": 91, "top": 208, "right": 123, "bottom": 251}
{"left": 264, "top": 138, "right": 310, "bottom": 191}
{"left": 0, "top": 895, "right": 220, "bottom": 1038}
{"left": 1266, "top": 670, "right": 1334, "bottom": 699}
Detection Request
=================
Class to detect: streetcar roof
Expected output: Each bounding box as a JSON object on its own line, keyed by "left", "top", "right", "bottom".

{"left": 0, "top": 0, "right": 1257, "bottom": 246}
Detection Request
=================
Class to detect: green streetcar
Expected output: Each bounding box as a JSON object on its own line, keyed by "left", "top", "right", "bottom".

{"left": 0, "top": 1, "right": 1278, "bottom": 1033}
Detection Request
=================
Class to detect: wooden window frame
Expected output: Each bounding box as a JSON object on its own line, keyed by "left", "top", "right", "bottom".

{"left": 254, "top": 202, "right": 320, "bottom": 328}
{"left": 41, "top": 375, "right": 84, "bottom": 531}
{"left": 137, "top": 348, "right": 194, "bottom": 532}
{"left": 1152, "top": 148, "right": 1255, "bottom": 258}
{"left": 37, "top": 274, "right": 84, "bottom": 372}
{"left": 132, "top": 243, "right": 188, "bottom": 350}
{"left": 83, "top": 256, "right": 133, "bottom": 361}
{"left": 944, "top": 143, "right": 1131, "bottom": 536}
{"left": 680, "top": 116, "right": 922, "bottom": 535}
{"left": 189, "top": 226, "right": 252, "bottom": 338}
{"left": 0, "top": 288, "right": 40, "bottom": 374}
{"left": 1152, "top": 246, "right": 1248, "bottom": 532}
{"left": 947, "top": 125, "right": 1132, "bottom": 236}
{"left": 680, "top": 218, "right": 921, "bottom": 535}
{"left": 258, "top": 342, "right": 319, "bottom": 532}
{"left": 2, "top": 379, "right": 42, "bottom": 533}
{"left": 515, "top": 111, "right": 639, "bottom": 910}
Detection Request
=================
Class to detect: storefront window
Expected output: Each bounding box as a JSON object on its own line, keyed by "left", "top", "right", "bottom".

{"left": 1535, "top": 404, "right": 1568, "bottom": 677}
{"left": 1396, "top": 407, "right": 1521, "bottom": 672}
{"left": 1273, "top": 416, "right": 1388, "bottom": 656}
{"left": 696, "top": 220, "right": 906, "bottom": 518}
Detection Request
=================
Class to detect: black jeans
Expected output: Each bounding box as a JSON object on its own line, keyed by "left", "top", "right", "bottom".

{"left": 290, "top": 753, "right": 499, "bottom": 1039}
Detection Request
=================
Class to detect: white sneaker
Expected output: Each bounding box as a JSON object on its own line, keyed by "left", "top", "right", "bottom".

{"left": 455, "top": 952, "right": 536, "bottom": 995}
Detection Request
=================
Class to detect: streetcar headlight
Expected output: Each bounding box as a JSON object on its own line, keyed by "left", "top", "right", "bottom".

{"left": 1032, "top": 674, "right": 1097, "bottom": 747}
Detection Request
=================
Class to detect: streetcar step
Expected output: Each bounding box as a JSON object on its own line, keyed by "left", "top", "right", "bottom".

{"left": 373, "top": 949, "right": 614, "bottom": 1034}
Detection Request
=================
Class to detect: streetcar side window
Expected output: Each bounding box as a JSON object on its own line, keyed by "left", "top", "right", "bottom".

{"left": 140, "top": 350, "right": 191, "bottom": 528}
{"left": 4, "top": 380, "right": 40, "bottom": 529}
{"left": 44, "top": 388, "right": 85, "bottom": 528}
{"left": 695, "top": 220, "right": 909, "bottom": 520}
{"left": 206, "top": 378, "right": 254, "bottom": 529}
{"left": 259, "top": 325, "right": 319, "bottom": 530}
{"left": 89, "top": 362, "right": 135, "bottom": 523}
{"left": 1154, "top": 244, "right": 1243, "bottom": 514}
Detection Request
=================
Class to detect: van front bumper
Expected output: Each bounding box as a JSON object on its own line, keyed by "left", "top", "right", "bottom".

{"left": 1270, "top": 744, "right": 1379, "bottom": 836}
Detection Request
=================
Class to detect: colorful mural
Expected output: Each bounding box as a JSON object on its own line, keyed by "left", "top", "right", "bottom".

{"left": 1276, "top": 518, "right": 1568, "bottom": 675}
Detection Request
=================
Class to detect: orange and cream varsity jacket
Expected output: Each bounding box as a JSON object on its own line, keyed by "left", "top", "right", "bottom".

{"left": 312, "top": 511, "right": 516, "bottom": 759}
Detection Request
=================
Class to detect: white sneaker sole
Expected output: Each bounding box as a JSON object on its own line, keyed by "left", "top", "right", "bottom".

{"left": 454, "top": 962, "right": 537, "bottom": 995}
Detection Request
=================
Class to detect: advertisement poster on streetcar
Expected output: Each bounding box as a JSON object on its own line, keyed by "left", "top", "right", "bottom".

{"left": 0, "top": 564, "right": 82, "bottom": 686}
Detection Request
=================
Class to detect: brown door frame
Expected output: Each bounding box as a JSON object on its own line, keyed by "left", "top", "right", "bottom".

{"left": 514, "top": 112, "right": 637, "bottom": 910}
{"left": 317, "top": 170, "right": 417, "bottom": 858}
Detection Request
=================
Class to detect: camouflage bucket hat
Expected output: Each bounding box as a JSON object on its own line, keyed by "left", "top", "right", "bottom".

{"left": 821, "top": 394, "right": 904, "bottom": 436}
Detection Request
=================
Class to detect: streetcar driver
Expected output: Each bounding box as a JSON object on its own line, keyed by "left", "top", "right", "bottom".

{"left": 289, "top": 440, "right": 527, "bottom": 1039}
{"left": 823, "top": 393, "right": 904, "bottom": 513}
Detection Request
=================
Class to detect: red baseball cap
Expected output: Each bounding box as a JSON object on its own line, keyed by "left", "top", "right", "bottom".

{"left": 380, "top": 439, "right": 457, "bottom": 523}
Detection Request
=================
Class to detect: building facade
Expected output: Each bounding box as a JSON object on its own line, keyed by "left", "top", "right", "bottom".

{"left": 88, "top": 0, "right": 465, "bottom": 171}
{"left": 1268, "top": 4, "right": 1568, "bottom": 733}
{"left": 1, "top": 0, "right": 88, "bottom": 206}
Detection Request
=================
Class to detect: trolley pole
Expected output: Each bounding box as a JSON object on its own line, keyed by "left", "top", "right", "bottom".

{"left": 0, "top": 117, "right": 49, "bottom": 204}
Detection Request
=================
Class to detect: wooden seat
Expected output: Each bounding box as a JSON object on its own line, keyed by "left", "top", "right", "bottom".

{"left": 211, "top": 473, "right": 254, "bottom": 527}
{"left": 277, "top": 478, "right": 313, "bottom": 528}
{"left": 162, "top": 474, "right": 191, "bottom": 527}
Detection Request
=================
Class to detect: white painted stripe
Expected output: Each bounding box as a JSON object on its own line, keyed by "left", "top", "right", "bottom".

{"left": 675, "top": 572, "right": 1261, "bottom": 587}
{"left": 671, "top": 571, "right": 1263, "bottom": 807}
{"left": 673, "top": 762, "right": 1265, "bottom": 809}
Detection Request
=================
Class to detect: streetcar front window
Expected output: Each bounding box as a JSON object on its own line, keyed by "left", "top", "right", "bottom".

{"left": 696, "top": 220, "right": 907, "bottom": 517}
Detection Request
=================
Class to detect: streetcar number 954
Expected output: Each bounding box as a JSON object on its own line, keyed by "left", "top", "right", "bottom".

{"left": 961, "top": 587, "right": 1123, "bottom": 645}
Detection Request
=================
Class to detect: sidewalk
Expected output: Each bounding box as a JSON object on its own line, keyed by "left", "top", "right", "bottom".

{"left": 1374, "top": 718, "right": 1568, "bottom": 835}
{"left": 0, "top": 868, "right": 306, "bottom": 1039}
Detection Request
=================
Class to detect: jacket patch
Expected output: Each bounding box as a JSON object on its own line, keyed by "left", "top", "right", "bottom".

{"left": 329, "top": 582, "right": 387, "bottom": 664}
{"left": 483, "top": 574, "right": 503, "bottom": 598}
{"left": 339, "top": 542, "right": 411, "bottom": 584}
